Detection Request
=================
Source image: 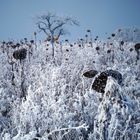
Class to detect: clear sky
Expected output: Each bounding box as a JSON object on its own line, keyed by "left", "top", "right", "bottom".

{"left": 0, "top": 0, "right": 140, "bottom": 41}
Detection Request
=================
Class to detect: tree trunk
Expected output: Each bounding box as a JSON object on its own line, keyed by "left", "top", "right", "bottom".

{"left": 51, "top": 40, "right": 55, "bottom": 64}
{"left": 51, "top": 41, "right": 54, "bottom": 58}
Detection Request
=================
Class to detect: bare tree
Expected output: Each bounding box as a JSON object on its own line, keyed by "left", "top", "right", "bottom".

{"left": 36, "top": 12, "right": 79, "bottom": 60}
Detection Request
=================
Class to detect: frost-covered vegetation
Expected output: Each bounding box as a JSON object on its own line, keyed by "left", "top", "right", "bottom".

{"left": 0, "top": 28, "right": 140, "bottom": 140}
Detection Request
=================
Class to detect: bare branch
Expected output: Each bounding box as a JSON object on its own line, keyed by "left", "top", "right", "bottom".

{"left": 36, "top": 21, "right": 49, "bottom": 29}
{"left": 52, "top": 22, "right": 66, "bottom": 32}
{"left": 47, "top": 123, "right": 88, "bottom": 137}
{"left": 37, "top": 23, "right": 49, "bottom": 36}
{"left": 57, "top": 29, "right": 66, "bottom": 38}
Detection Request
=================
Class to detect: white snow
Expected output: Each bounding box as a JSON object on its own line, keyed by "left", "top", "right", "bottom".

{"left": 0, "top": 28, "right": 140, "bottom": 140}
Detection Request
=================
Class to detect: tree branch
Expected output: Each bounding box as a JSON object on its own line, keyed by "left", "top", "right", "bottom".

{"left": 47, "top": 123, "right": 88, "bottom": 137}
{"left": 37, "top": 23, "right": 50, "bottom": 36}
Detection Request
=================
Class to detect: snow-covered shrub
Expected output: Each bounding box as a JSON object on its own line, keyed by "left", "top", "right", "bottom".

{"left": 0, "top": 28, "right": 140, "bottom": 140}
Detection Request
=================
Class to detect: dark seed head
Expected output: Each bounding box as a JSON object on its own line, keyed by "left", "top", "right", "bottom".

{"left": 129, "top": 48, "right": 133, "bottom": 52}
{"left": 24, "top": 38, "right": 27, "bottom": 41}
{"left": 87, "top": 29, "right": 91, "bottom": 32}
{"left": 16, "top": 43, "right": 20, "bottom": 47}
{"left": 96, "top": 47, "right": 100, "bottom": 51}
{"left": 70, "top": 44, "right": 73, "bottom": 47}
{"left": 111, "top": 33, "right": 115, "bottom": 37}
{"left": 120, "top": 41, "right": 124, "bottom": 46}
{"left": 83, "top": 70, "right": 98, "bottom": 78}
{"left": 34, "top": 32, "right": 37, "bottom": 35}
{"left": 30, "top": 40, "right": 34, "bottom": 44}
{"left": 118, "top": 29, "right": 121, "bottom": 32}
{"left": 134, "top": 43, "right": 140, "bottom": 51}
{"left": 107, "top": 50, "right": 111, "bottom": 53}
{"left": 2, "top": 41, "right": 5, "bottom": 45}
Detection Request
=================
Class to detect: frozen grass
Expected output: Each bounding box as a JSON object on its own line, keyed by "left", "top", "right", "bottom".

{"left": 0, "top": 28, "right": 140, "bottom": 140}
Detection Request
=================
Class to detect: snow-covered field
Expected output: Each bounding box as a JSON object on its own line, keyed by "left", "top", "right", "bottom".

{"left": 0, "top": 28, "right": 140, "bottom": 140}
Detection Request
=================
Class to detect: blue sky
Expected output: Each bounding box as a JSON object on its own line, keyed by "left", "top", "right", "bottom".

{"left": 0, "top": 0, "right": 140, "bottom": 41}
